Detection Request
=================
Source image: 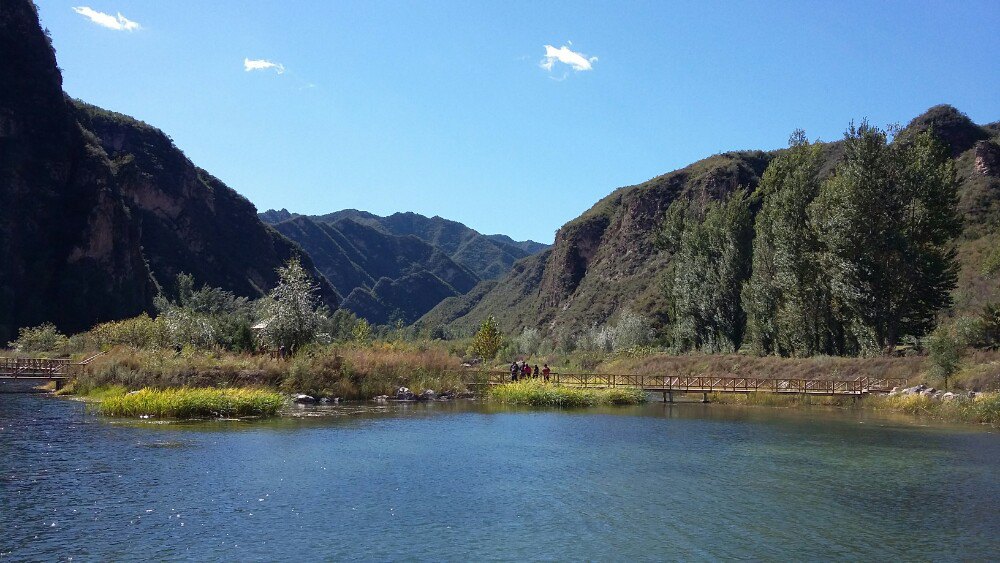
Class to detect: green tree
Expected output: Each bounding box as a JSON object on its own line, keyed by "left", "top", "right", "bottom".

{"left": 983, "top": 243, "right": 1000, "bottom": 278}
{"left": 664, "top": 190, "right": 753, "bottom": 352}
{"left": 471, "top": 315, "right": 504, "bottom": 360}
{"left": 351, "top": 318, "right": 372, "bottom": 343}
{"left": 809, "top": 123, "right": 960, "bottom": 353}
{"left": 743, "top": 131, "right": 836, "bottom": 356}
{"left": 257, "top": 258, "right": 326, "bottom": 352}
{"left": 7, "top": 323, "right": 67, "bottom": 354}
{"left": 154, "top": 273, "right": 254, "bottom": 350}
{"left": 927, "top": 324, "right": 961, "bottom": 389}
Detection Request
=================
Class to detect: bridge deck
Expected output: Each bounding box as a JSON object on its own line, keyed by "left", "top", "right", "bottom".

{"left": 472, "top": 371, "right": 905, "bottom": 396}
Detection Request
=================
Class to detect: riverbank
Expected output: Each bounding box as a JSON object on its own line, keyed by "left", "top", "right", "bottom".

{"left": 703, "top": 389, "right": 1000, "bottom": 425}
{"left": 64, "top": 343, "right": 468, "bottom": 401}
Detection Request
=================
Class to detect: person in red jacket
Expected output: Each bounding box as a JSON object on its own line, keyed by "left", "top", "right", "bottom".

{"left": 522, "top": 362, "right": 532, "bottom": 379}
{"left": 542, "top": 364, "right": 551, "bottom": 382}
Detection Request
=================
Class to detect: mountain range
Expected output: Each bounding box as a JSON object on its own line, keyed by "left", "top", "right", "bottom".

{"left": 259, "top": 210, "right": 548, "bottom": 324}
{"left": 2, "top": 0, "right": 996, "bottom": 344}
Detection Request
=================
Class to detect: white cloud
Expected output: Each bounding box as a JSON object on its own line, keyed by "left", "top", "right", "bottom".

{"left": 244, "top": 58, "right": 285, "bottom": 74}
{"left": 72, "top": 7, "right": 140, "bottom": 31}
{"left": 540, "top": 44, "right": 597, "bottom": 72}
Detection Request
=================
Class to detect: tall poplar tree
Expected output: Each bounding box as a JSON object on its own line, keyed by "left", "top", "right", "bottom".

{"left": 665, "top": 190, "right": 753, "bottom": 352}
{"left": 809, "top": 123, "right": 960, "bottom": 353}
{"left": 743, "top": 131, "right": 836, "bottom": 356}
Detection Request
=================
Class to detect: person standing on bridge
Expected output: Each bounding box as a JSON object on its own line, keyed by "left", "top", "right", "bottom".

{"left": 542, "top": 364, "right": 550, "bottom": 382}
{"left": 522, "top": 362, "right": 532, "bottom": 380}
{"left": 510, "top": 361, "right": 519, "bottom": 382}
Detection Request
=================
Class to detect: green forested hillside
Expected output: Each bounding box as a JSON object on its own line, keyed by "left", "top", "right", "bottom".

{"left": 425, "top": 106, "right": 999, "bottom": 350}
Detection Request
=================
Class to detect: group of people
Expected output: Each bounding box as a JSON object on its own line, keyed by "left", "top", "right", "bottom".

{"left": 509, "top": 360, "right": 551, "bottom": 382}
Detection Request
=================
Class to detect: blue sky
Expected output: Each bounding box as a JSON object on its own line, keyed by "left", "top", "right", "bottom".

{"left": 36, "top": 1, "right": 1000, "bottom": 243}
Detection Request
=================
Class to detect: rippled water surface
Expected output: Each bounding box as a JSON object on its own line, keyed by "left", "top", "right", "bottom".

{"left": 1, "top": 393, "right": 998, "bottom": 561}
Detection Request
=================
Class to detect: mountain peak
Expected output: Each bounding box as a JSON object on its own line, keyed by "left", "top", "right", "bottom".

{"left": 900, "top": 104, "right": 989, "bottom": 156}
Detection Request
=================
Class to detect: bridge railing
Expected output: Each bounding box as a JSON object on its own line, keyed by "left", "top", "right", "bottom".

{"left": 0, "top": 357, "right": 74, "bottom": 377}
{"left": 467, "top": 370, "right": 906, "bottom": 395}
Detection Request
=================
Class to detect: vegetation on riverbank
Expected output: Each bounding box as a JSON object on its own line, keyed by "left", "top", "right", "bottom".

{"left": 701, "top": 389, "right": 1000, "bottom": 425}
{"left": 65, "top": 342, "right": 467, "bottom": 401}
{"left": 866, "top": 392, "right": 1000, "bottom": 425}
{"left": 487, "top": 380, "right": 647, "bottom": 407}
{"left": 94, "top": 387, "right": 284, "bottom": 419}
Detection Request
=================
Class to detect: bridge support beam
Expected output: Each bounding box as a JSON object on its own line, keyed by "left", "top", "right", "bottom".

{"left": 663, "top": 390, "right": 673, "bottom": 403}
{"left": 702, "top": 392, "right": 709, "bottom": 403}
{"left": 54, "top": 378, "right": 63, "bottom": 391}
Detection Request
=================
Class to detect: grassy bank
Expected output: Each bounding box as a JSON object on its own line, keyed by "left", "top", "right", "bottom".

{"left": 866, "top": 392, "right": 1000, "bottom": 425}
{"left": 704, "top": 392, "right": 857, "bottom": 407}
{"left": 69, "top": 342, "right": 468, "bottom": 400}
{"left": 487, "top": 380, "right": 647, "bottom": 407}
{"left": 703, "top": 390, "right": 1000, "bottom": 425}
{"left": 95, "top": 387, "right": 284, "bottom": 419}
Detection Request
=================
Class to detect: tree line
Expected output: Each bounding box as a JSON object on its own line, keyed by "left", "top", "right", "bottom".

{"left": 661, "top": 122, "right": 968, "bottom": 357}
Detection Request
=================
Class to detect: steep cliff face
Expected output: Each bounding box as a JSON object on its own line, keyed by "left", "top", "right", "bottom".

{"left": 0, "top": 1, "right": 153, "bottom": 342}
{"left": 74, "top": 104, "right": 338, "bottom": 307}
{"left": 0, "top": 1, "right": 336, "bottom": 341}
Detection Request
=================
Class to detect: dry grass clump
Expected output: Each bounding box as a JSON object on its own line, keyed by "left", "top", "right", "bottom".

{"left": 285, "top": 342, "right": 465, "bottom": 399}
{"left": 75, "top": 347, "right": 286, "bottom": 393}
{"left": 706, "top": 392, "right": 854, "bottom": 407}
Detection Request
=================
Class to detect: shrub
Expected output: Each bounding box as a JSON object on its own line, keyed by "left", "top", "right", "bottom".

{"left": 471, "top": 316, "right": 504, "bottom": 360}
{"left": 88, "top": 314, "right": 168, "bottom": 350}
{"left": 927, "top": 324, "right": 961, "bottom": 387}
{"left": 7, "top": 323, "right": 68, "bottom": 354}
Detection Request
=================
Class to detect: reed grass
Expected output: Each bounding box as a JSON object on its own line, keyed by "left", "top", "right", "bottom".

{"left": 706, "top": 392, "right": 855, "bottom": 407}
{"left": 97, "top": 387, "right": 284, "bottom": 419}
{"left": 867, "top": 392, "right": 1000, "bottom": 425}
{"left": 487, "top": 380, "right": 647, "bottom": 407}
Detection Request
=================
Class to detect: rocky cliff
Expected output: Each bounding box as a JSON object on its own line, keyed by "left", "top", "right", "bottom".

{"left": 0, "top": 2, "right": 336, "bottom": 342}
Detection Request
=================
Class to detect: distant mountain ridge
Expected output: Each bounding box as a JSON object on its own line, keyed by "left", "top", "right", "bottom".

{"left": 260, "top": 208, "right": 549, "bottom": 324}
{"left": 270, "top": 214, "right": 481, "bottom": 324}
{"left": 262, "top": 209, "right": 549, "bottom": 281}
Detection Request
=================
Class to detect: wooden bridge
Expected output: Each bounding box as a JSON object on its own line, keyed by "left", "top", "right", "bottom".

{"left": 472, "top": 371, "right": 907, "bottom": 400}
{"left": 0, "top": 356, "right": 99, "bottom": 390}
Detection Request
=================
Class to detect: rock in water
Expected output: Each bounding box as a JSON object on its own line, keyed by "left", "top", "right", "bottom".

{"left": 293, "top": 394, "right": 316, "bottom": 404}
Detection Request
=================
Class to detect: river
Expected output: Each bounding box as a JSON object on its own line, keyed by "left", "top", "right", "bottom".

{"left": 1, "top": 393, "right": 998, "bottom": 561}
